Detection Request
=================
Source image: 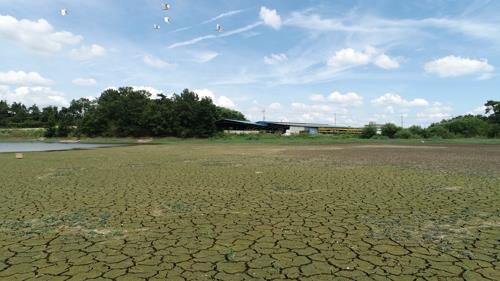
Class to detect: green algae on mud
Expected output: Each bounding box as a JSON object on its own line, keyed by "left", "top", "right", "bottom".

{"left": 0, "top": 143, "right": 499, "bottom": 280}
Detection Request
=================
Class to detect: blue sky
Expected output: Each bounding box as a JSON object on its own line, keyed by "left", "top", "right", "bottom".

{"left": 0, "top": 0, "right": 499, "bottom": 126}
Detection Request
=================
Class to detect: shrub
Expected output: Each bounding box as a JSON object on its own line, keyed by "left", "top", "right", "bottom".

{"left": 381, "top": 123, "right": 401, "bottom": 138}
{"left": 371, "top": 135, "right": 389, "bottom": 140}
{"left": 444, "top": 116, "right": 489, "bottom": 137}
{"left": 408, "top": 125, "right": 428, "bottom": 138}
{"left": 394, "top": 129, "right": 414, "bottom": 139}
{"left": 361, "top": 124, "right": 377, "bottom": 139}
{"left": 428, "top": 125, "right": 454, "bottom": 139}
{"left": 487, "top": 123, "right": 500, "bottom": 138}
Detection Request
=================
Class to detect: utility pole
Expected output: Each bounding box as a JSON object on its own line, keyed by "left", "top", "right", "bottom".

{"left": 262, "top": 109, "right": 266, "bottom": 121}
{"left": 401, "top": 114, "right": 404, "bottom": 128}
{"left": 334, "top": 112, "right": 337, "bottom": 126}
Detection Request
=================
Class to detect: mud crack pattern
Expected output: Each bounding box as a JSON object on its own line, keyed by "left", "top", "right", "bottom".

{"left": 0, "top": 143, "right": 499, "bottom": 280}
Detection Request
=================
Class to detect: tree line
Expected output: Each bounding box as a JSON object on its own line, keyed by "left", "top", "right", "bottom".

{"left": 1, "top": 89, "right": 499, "bottom": 139}
{"left": 0, "top": 87, "right": 246, "bottom": 138}
{"left": 361, "top": 100, "right": 500, "bottom": 139}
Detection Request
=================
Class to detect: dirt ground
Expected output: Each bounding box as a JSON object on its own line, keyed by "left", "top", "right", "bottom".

{"left": 0, "top": 143, "right": 499, "bottom": 280}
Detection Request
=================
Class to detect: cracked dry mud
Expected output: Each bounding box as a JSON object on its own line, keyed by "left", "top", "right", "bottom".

{"left": 1, "top": 143, "right": 499, "bottom": 280}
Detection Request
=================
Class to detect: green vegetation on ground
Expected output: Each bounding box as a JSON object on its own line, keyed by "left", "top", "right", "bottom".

{"left": 3, "top": 132, "right": 500, "bottom": 145}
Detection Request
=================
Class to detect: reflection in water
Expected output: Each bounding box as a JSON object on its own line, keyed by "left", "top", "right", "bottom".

{"left": 0, "top": 142, "right": 116, "bottom": 153}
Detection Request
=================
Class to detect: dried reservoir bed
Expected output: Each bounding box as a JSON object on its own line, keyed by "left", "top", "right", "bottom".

{"left": 0, "top": 143, "right": 499, "bottom": 280}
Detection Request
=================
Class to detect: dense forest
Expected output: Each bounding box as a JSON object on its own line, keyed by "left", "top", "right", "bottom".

{"left": 1, "top": 88, "right": 499, "bottom": 139}
{"left": 0, "top": 87, "right": 246, "bottom": 138}
{"left": 361, "top": 100, "right": 500, "bottom": 139}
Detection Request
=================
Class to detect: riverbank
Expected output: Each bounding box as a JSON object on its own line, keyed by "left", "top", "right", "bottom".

{"left": 2, "top": 133, "right": 500, "bottom": 145}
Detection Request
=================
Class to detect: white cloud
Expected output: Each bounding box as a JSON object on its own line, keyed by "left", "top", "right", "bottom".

{"left": 72, "top": 78, "right": 97, "bottom": 87}
{"left": 424, "top": 55, "right": 494, "bottom": 78}
{"left": 328, "top": 48, "right": 374, "bottom": 68}
{"left": 0, "top": 86, "right": 68, "bottom": 107}
{"left": 70, "top": 44, "right": 106, "bottom": 60}
{"left": 416, "top": 102, "right": 453, "bottom": 123}
{"left": 268, "top": 102, "right": 282, "bottom": 110}
{"left": 194, "top": 89, "right": 236, "bottom": 108}
{"left": 467, "top": 106, "right": 487, "bottom": 115}
{"left": 291, "top": 102, "right": 333, "bottom": 113}
{"left": 328, "top": 46, "right": 399, "bottom": 70}
{"left": 264, "top": 53, "right": 287, "bottom": 65}
{"left": 0, "top": 15, "right": 82, "bottom": 53}
{"left": 259, "top": 6, "right": 282, "bottom": 30}
{"left": 327, "top": 91, "right": 363, "bottom": 106}
{"left": 217, "top": 96, "right": 236, "bottom": 108}
{"left": 374, "top": 54, "right": 400, "bottom": 69}
{"left": 307, "top": 92, "right": 363, "bottom": 106}
{"left": 309, "top": 94, "right": 325, "bottom": 102}
{"left": 143, "top": 54, "right": 174, "bottom": 69}
{"left": 372, "top": 93, "right": 429, "bottom": 107}
{"left": 192, "top": 51, "right": 219, "bottom": 63}
{"left": 194, "top": 88, "right": 216, "bottom": 100}
{"left": 132, "top": 86, "right": 164, "bottom": 99}
{"left": 286, "top": 102, "right": 362, "bottom": 125}
{"left": 103, "top": 86, "right": 164, "bottom": 99}
{"left": 0, "top": 70, "right": 52, "bottom": 86}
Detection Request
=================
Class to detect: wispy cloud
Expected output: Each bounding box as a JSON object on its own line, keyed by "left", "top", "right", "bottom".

{"left": 285, "top": 11, "right": 500, "bottom": 42}
{"left": 203, "top": 10, "right": 243, "bottom": 24}
{"left": 169, "top": 26, "right": 192, "bottom": 34}
{"left": 168, "top": 35, "right": 216, "bottom": 49}
{"left": 143, "top": 54, "right": 176, "bottom": 69}
{"left": 221, "top": 22, "right": 262, "bottom": 37}
{"left": 168, "top": 9, "right": 245, "bottom": 35}
{"left": 168, "top": 22, "right": 262, "bottom": 49}
{"left": 191, "top": 51, "right": 219, "bottom": 63}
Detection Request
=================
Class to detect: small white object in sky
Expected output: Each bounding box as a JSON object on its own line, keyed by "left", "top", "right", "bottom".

{"left": 164, "top": 17, "right": 170, "bottom": 24}
{"left": 153, "top": 24, "right": 161, "bottom": 30}
{"left": 216, "top": 23, "right": 223, "bottom": 33}
{"left": 162, "top": 3, "right": 171, "bottom": 11}
{"left": 60, "top": 9, "right": 68, "bottom": 16}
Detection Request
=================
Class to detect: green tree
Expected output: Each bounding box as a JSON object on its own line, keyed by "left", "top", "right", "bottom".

{"left": 95, "top": 87, "right": 152, "bottom": 136}
{"left": 69, "top": 98, "right": 94, "bottom": 121}
{"left": 216, "top": 106, "right": 246, "bottom": 121}
{"left": 40, "top": 106, "right": 59, "bottom": 124}
{"left": 145, "top": 96, "right": 175, "bottom": 136}
{"left": 78, "top": 106, "right": 105, "bottom": 137}
{"left": 361, "top": 124, "right": 377, "bottom": 139}
{"left": 487, "top": 124, "right": 500, "bottom": 138}
{"left": 10, "top": 102, "right": 28, "bottom": 126}
{"left": 170, "top": 89, "right": 219, "bottom": 137}
{"left": 381, "top": 123, "right": 400, "bottom": 138}
{"left": 485, "top": 100, "right": 500, "bottom": 124}
{"left": 56, "top": 107, "right": 73, "bottom": 137}
{"left": 427, "top": 124, "right": 453, "bottom": 138}
{"left": 442, "top": 115, "right": 489, "bottom": 137}
{"left": 27, "top": 105, "right": 41, "bottom": 123}
{"left": 0, "top": 100, "right": 10, "bottom": 126}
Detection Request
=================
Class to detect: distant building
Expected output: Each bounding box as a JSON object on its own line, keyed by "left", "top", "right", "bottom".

{"left": 216, "top": 119, "right": 362, "bottom": 135}
{"left": 369, "top": 122, "right": 383, "bottom": 135}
